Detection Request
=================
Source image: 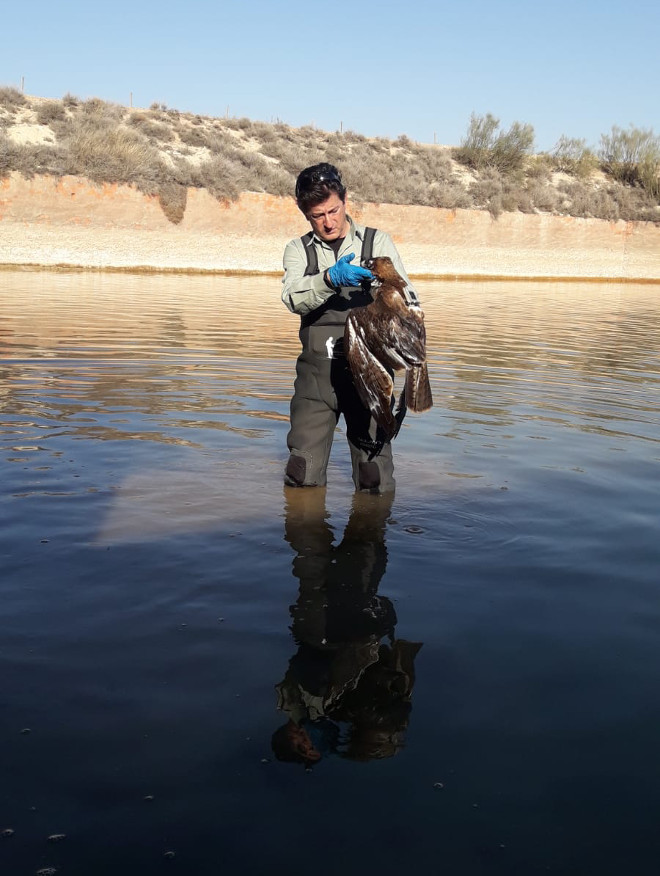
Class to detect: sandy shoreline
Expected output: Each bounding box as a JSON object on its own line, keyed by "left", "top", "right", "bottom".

{"left": 1, "top": 174, "right": 659, "bottom": 281}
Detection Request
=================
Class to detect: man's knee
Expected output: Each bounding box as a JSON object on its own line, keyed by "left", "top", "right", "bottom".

{"left": 358, "top": 461, "right": 381, "bottom": 491}
{"left": 285, "top": 454, "right": 307, "bottom": 486}
{"left": 284, "top": 450, "right": 327, "bottom": 487}
{"left": 356, "top": 458, "right": 396, "bottom": 494}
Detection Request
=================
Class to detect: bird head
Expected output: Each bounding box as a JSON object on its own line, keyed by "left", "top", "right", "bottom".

{"left": 363, "top": 256, "right": 406, "bottom": 288}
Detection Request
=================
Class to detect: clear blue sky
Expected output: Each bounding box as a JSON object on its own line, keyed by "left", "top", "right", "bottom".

{"left": 3, "top": 0, "right": 658, "bottom": 152}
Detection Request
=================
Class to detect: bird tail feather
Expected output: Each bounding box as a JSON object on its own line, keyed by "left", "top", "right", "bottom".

{"left": 406, "top": 362, "right": 433, "bottom": 413}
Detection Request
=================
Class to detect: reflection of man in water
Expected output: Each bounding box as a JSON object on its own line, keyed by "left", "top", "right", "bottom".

{"left": 273, "top": 488, "right": 422, "bottom": 765}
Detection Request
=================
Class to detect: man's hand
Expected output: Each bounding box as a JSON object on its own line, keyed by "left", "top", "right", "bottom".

{"left": 326, "top": 253, "right": 374, "bottom": 288}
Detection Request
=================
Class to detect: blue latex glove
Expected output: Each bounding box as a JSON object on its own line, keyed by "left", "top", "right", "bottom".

{"left": 327, "top": 253, "right": 374, "bottom": 288}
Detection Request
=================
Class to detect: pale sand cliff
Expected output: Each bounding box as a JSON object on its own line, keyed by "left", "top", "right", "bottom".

{"left": 1, "top": 173, "right": 659, "bottom": 280}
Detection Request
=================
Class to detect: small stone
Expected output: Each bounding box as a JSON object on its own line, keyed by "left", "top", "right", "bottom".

{"left": 163, "top": 850, "right": 176, "bottom": 859}
{"left": 260, "top": 758, "right": 270, "bottom": 764}
{"left": 47, "top": 834, "right": 66, "bottom": 842}
{"left": 1, "top": 828, "right": 14, "bottom": 838}
{"left": 20, "top": 728, "right": 32, "bottom": 734}
{"left": 433, "top": 782, "right": 444, "bottom": 789}
{"left": 143, "top": 794, "right": 154, "bottom": 801}
{"left": 36, "top": 869, "right": 58, "bottom": 876}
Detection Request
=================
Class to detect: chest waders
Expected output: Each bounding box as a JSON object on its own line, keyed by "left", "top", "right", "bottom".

{"left": 285, "top": 228, "right": 396, "bottom": 493}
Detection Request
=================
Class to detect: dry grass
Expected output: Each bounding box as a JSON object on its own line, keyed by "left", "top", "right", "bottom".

{"left": 1, "top": 90, "right": 658, "bottom": 226}
{"left": 0, "top": 86, "right": 27, "bottom": 109}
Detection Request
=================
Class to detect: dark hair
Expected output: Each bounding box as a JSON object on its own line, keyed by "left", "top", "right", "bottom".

{"left": 295, "top": 162, "right": 346, "bottom": 214}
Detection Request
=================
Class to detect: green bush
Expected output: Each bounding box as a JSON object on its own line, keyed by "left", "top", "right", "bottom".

{"left": 454, "top": 113, "right": 534, "bottom": 174}
{"left": 599, "top": 124, "right": 660, "bottom": 187}
{"left": 638, "top": 155, "right": 660, "bottom": 199}
{"left": 551, "top": 136, "right": 597, "bottom": 178}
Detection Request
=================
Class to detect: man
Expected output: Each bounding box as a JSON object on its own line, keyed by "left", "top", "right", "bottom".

{"left": 281, "top": 163, "right": 418, "bottom": 493}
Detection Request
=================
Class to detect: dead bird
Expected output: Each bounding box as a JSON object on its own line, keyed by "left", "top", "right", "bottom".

{"left": 344, "top": 256, "right": 433, "bottom": 449}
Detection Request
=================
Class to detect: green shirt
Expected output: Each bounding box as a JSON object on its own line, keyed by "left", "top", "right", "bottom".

{"left": 281, "top": 217, "right": 418, "bottom": 317}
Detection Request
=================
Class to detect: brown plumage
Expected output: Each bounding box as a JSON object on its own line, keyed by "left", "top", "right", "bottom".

{"left": 344, "top": 256, "right": 433, "bottom": 445}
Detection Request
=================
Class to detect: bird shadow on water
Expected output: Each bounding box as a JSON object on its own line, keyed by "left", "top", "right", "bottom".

{"left": 271, "top": 486, "right": 423, "bottom": 768}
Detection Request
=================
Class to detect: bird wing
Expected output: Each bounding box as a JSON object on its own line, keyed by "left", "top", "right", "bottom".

{"left": 345, "top": 315, "right": 396, "bottom": 436}
{"left": 392, "top": 306, "right": 427, "bottom": 365}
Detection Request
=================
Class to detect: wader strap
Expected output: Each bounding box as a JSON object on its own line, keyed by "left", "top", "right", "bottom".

{"left": 299, "top": 226, "right": 379, "bottom": 329}
{"left": 301, "top": 227, "right": 378, "bottom": 276}
{"left": 362, "top": 227, "right": 376, "bottom": 264}
{"left": 301, "top": 231, "right": 318, "bottom": 276}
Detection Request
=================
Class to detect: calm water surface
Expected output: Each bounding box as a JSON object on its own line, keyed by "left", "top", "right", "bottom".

{"left": 1, "top": 270, "right": 659, "bottom": 875}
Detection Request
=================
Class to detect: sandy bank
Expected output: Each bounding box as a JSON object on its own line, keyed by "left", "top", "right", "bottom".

{"left": 1, "top": 173, "right": 659, "bottom": 280}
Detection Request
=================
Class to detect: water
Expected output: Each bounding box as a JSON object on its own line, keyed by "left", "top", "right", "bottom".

{"left": 1, "top": 270, "right": 659, "bottom": 875}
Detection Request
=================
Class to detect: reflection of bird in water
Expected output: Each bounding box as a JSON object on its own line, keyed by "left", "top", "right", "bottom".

{"left": 345, "top": 256, "right": 433, "bottom": 451}
{"left": 272, "top": 487, "right": 422, "bottom": 766}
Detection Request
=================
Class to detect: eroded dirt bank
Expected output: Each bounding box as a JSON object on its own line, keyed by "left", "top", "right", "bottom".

{"left": 1, "top": 173, "right": 659, "bottom": 279}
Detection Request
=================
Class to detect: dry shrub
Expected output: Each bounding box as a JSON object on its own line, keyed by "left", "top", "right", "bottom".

{"left": 526, "top": 154, "right": 553, "bottom": 182}
{"left": 158, "top": 182, "right": 188, "bottom": 223}
{"left": 196, "top": 155, "right": 242, "bottom": 200}
{"left": 129, "top": 114, "right": 174, "bottom": 143}
{"left": 429, "top": 181, "right": 473, "bottom": 210}
{"left": 0, "top": 86, "right": 27, "bottom": 108}
{"left": 81, "top": 97, "right": 125, "bottom": 123}
{"left": 527, "top": 181, "right": 561, "bottom": 212}
{"left": 4, "top": 93, "right": 660, "bottom": 224}
{"left": 179, "top": 126, "right": 209, "bottom": 148}
{"left": 263, "top": 164, "right": 294, "bottom": 196}
{"left": 223, "top": 117, "right": 253, "bottom": 132}
{"left": 609, "top": 183, "right": 659, "bottom": 220}
{"left": 0, "top": 131, "right": 12, "bottom": 175}
{"left": 469, "top": 168, "right": 503, "bottom": 209}
{"left": 36, "top": 100, "right": 67, "bottom": 126}
{"left": 560, "top": 181, "right": 619, "bottom": 221}
{"left": 0, "top": 136, "right": 67, "bottom": 179}
{"left": 64, "top": 120, "right": 164, "bottom": 189}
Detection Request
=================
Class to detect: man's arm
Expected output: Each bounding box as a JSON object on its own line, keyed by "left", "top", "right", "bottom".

{"left": 281, "top": 238, "right": 336, "bottom": 316}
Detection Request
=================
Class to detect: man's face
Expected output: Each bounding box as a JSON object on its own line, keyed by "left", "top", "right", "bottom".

{"left": 306, "top": 191, "right": 349, "bottom": 242}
